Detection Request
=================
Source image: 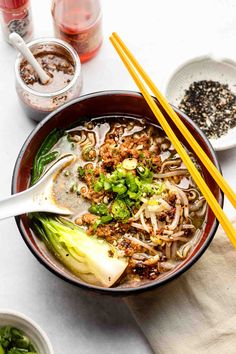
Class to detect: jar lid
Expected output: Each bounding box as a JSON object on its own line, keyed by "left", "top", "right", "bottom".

{"left": 0, "top": 0, "right": 28, "bottom": 10}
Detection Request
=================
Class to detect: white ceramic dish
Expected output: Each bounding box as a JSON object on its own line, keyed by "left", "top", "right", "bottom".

{"left": 165, "top": 56, "right": 236, "bottom": 151}
{"left": 0, "top": 309, "right": 54, "bottom": 354}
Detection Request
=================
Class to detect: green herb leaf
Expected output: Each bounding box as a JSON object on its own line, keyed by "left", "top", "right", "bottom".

{"left": 112, "top": 183, "right": 127, "bottom": 195}
{"left": 89, "top": 203, "right": 109, "bottom": 216}
{"left": 100, "top": 215, "right": 113, "bottom": 223}
{"left": 94, "top": 181, "right": 103, "bottom": 192}
{"left": 77, "top": 166, "right": 85, "bottom": 178}
{"left": 31, "top": 129, "right": 63, "bottom": 186}
{"left": 104, "top": 181, "right": 111, "bottom": 191}
{"left": 125, "top": 172, "right": 138, "bottom": 192}
{"left": 111, "top": 199, "right": 130, "bottom": 221}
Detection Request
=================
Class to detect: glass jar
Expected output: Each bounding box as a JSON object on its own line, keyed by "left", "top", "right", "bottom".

{"left": 15, "top": 37, "right": 82, "bottom": 122}
{"left": 0, "top": 0, "right": 33, "bottom": 43}
{"left": 51, "top": 0, "right": 102, "bottom": 63}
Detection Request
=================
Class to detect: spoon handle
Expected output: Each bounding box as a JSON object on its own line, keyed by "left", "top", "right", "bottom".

{"left": 9, "top": 32, "right": 50, "bottom": 85}
{"left": 0, "top": 188, "right": 70, "bottom": 220}
{"left": 0, "top": 189, "right": 38, "bottom": 220}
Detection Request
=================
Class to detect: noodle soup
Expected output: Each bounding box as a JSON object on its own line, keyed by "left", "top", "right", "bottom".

{"left": 31, "top": 117, "right": 207, "bottom": 288}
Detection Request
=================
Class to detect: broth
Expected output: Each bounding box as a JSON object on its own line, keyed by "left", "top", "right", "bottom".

{"left": 32, "top": 117, "right": 207, "bottom": 288}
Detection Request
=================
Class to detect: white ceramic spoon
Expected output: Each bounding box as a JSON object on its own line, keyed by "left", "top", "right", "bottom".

{"left": 0, "top": 154, "right": 75, "bottom": 220}
{"left": 9, "top": 32, "right": 50, "bottom": 84}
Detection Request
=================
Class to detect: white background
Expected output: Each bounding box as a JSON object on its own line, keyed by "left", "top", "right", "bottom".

{"left": 0, "top": 0, "right": 236, "bottom": 353}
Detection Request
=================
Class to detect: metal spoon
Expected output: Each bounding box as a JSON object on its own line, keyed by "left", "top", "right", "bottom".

{"left": 0, "top": 154, "right": 75, "bottom": 220}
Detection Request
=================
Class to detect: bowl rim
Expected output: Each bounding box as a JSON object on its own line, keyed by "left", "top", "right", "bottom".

{"left": 12, "top": 90, "right": 223, "bottom": 295}
{"left": 0, "top": 309, "right": 54, "bottom": 353}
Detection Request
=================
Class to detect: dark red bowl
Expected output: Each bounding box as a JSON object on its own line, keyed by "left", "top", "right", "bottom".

{"left": 12, "top": 91, "right": 223, "bottom": 296}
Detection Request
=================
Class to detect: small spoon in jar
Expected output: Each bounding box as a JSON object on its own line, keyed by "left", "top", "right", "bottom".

{"left": 0, "top": 154, "right": 75, "bottom": 220}
{"left": 9, "top": 32, "right": 50, "bottom": 84}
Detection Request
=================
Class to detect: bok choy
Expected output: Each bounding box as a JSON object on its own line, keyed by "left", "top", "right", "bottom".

{"left": 33, "top": 214, "right": 128, "bottom": 287}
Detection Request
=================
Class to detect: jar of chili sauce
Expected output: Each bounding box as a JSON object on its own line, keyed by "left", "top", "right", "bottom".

{"left": 0, "top": 0, "right": 33, "bottom": 43}
{"left": 15, "top": 37, "right": 82, "bottom": 122}
{"left": 51, "top": 0, "right": 102, "bottom": 63}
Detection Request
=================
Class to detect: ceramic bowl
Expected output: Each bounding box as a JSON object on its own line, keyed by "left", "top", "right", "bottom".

{"left": 165, "top": 55, "right": 236, "bottom": 151}
{"left": 0, "top": 309, "right": 54, "bottom": 353}
{"left": 12, "top": 90, "right": 223, "bottom": 295}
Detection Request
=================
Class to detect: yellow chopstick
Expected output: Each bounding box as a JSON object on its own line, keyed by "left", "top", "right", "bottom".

{"left": 109, "top": 33, "right": 236, "bottom": 248}
{"left": 112, "top": 32, "right": 236, "bottom": 209}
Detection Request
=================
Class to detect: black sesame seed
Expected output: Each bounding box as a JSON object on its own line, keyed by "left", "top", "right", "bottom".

{"left": 179, "top": 80, "right": 236, "bottom": 139}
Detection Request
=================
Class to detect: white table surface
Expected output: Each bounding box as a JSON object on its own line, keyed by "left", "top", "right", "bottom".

{"left": 0, "top": 1, "right": 236, "bottom": 353}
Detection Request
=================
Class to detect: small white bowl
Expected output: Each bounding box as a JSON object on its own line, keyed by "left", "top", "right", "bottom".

{"left": 0, "top": 310, "right": 54, "bottom": 354}
{"left": 165, "top": 55, "right": 236, "bottom": 151}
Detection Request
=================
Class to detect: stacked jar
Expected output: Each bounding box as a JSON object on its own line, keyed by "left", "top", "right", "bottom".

{"left": 0, "top": 0, "right": 33, "bottom": 42}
